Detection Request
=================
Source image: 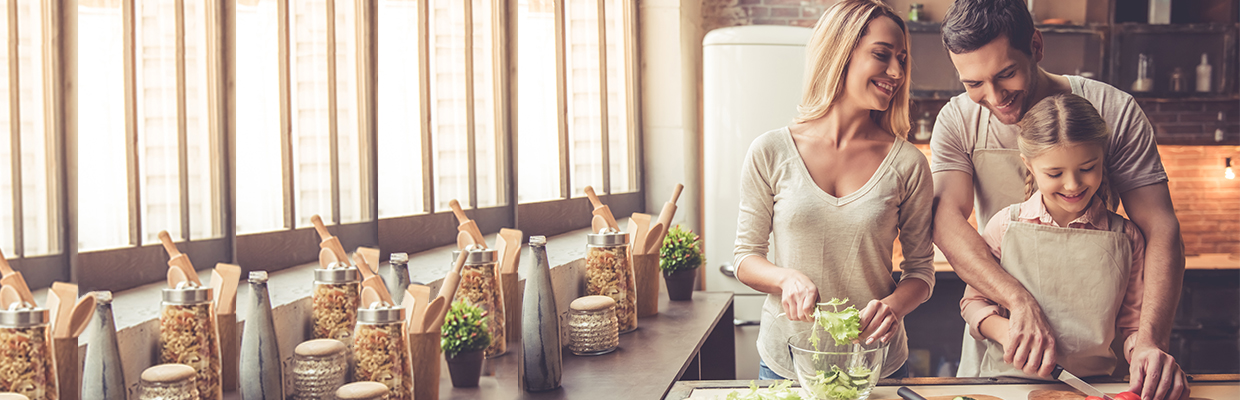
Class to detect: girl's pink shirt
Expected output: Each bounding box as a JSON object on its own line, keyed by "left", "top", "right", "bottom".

{"left": 959, "top": 191, "right": 1145, "bottom": 356}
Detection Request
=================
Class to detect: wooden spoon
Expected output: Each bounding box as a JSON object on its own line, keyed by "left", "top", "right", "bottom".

{"left": 318, "top": 247, "right": 338, "bottom": 269}
{"left": 421, "top": 296, "right": 446, "bottom": 333}
{"left": 48, "top": 282, "right": 77, "bottom": 338}
{"left": 584, "top": 186, "right": 619, "bottom": 229}
{"left": 591, "top": 215, "right": 609, "bottom": 234}
{"left": 0, "top": 249, "right": 14, "bottom": 277}
{"left": 213, "top": 263, "right": 242, "bottom": 315}
{"left": 629, "top": 213, "right": 652, "bottom": 255}
{"left": 362, "top": 275, "right": 392, "bottom": 305}
{"left": 167, "top": 267, "right": 189, "bottom": 288}
{"left": 455, "top": 231, "right": 475, "bottom": 250}
{"left": 496, "top": 228, "right": 523, "bottom": 274}
{"left": 65, "top": 295, "right": 96, "bottom": 339}
{"left": 0, "top": 285, "right": 19, "bottom": 309}
{"left": 645, "top": 222, "right": 666, "bottom": 255}
{"left": 449, "top": 199, "right": 487, "bottom": 248}
{"left": 311, "top": 214, "right": 350, "bottom": 262}
{"left": 361, "top": 286, "right": 381, "bottom": 309}
{"left": 168, "top": 254, "right": 202, "bottom": 286}
{"left": 1, "top": 272, "right": 35, "bottom": 306}
{"left": 356, "top": 247, "right": 381, "bottom": 276}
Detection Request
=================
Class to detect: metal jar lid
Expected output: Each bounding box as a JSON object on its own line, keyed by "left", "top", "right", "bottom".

{"left": 451, "top": 248, "right": 497, "bottom": 265}
{"left": 357, "top": 304, "right": 405, "bottom": 324}
{"left": 162, "top": 285, "right": 213, "bottom": 305}
{"left": 315, "top": 262, "right": 360, "bottom": 283}
{"left": 0, "top": 306, "right": 47, "bottom": 328}
{"left": 587, "top": 230, "right": 629, "bottom": 246}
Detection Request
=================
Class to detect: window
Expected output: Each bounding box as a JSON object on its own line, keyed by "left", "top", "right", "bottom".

{"left": 4, "top": 0, "right": 642, "bottom": 292}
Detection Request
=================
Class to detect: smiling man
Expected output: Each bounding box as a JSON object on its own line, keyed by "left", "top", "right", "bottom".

{"left": 929, "top": 1, "right": 1188, "bottom": 400}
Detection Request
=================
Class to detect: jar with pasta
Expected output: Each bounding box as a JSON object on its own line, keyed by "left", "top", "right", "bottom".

{"left": 137, "top": 363, "right": 198, "bottom": 400}
{"left": 450, "top": 248, "right": 506, "bottom": 357}
{"left": 160, "top": 283, "right": 221, "bottom": 400}
{"left": 585, "top": 229, "right": 636, "bottom": 333}
{"left": 0, "top": 304, "right": 55, "bottom": 400}
{"left": 313, "top": 262, "right": 361, "bottom": 347}
{"left": 353, "top": 304, "right": 410, "bottom": 400}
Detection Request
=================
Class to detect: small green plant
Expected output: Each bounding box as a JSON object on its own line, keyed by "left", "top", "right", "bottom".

{"left": 659, "top": 224, "right": 704, "bottom": 275}
{"left": 440, "top": 300, "right": 491, "bottom": 358}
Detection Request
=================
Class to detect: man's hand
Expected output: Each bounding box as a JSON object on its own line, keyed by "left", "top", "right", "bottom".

{"left": 1128, "top": 342, "right": 1189, "bottom": 400}
{"left": 1004, "top": 303, "right": 1058, "bottom": 378}
{"left": 779, "top": 270, "right": 819, "bottom": 322}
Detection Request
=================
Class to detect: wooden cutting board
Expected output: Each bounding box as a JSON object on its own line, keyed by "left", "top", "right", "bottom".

{"left": 873, "top": 395, "right": 1002, "bottom": 400}
{"left": 1028, "top": 389, "right": 1213, "bottom": 400}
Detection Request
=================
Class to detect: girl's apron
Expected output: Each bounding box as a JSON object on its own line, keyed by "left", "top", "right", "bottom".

{"left": 957, "top": 204, "right": 1132, "bottom": 378}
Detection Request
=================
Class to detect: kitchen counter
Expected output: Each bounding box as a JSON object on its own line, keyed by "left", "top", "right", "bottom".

{"left": 670, "top": 375, "right": 1240, "bottom": 399}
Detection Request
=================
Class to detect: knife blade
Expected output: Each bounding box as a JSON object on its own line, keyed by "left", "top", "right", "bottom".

{"left": 896, "top": 386, "right": 928, "bottom": 400}
{"left": 1052, "top": 364, "right": 1114, "bottom": 400}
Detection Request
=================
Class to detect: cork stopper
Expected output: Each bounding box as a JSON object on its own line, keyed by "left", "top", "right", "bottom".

{"left": 0, "top": 393, "right": 30, "bottom": 400}
{"left": 140, "top": 363, "right": 197, "bottom": 383}
{"left": 295, "top": 338, "right": 348, "bottom": 357}
{"left": 92, "top": 291, "right": 113, "bottom": 305}
{"left": 336, "top": 381, "right": 390, "bottom": 399}
{"left": 571, "top": 295, "right": 616, "bottom": 312}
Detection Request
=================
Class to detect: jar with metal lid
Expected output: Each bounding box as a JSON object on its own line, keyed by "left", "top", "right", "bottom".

{"left": 0, "top": 305, "right": 55, "bottom": 400}
{"left": 585, "top": 229, "right": 636, "bottom": 333}
{"left": 0, "top": 393, "right": 29, "bottom": 400}
{"left": 450, "top": 247, "right": 506, "bottom": 357}
{"left": 160, "top": 283, "right": 221, "bottom": 400}
{"left": 291, "top": 339, "right": 349, "bottom": 399}
{"left": 137, "top": 363, "right": 199, "bottom": 400}
{"left": 567, "top": 295, "right": 619, "bottom": 356}
{"left": 313, "top": 261, "right": 361, "bottom": 346}
{"left": 353, "top": 304, "right": 410, "bottom": 400}
{"left": 335, "top": 382, "right": 389, "bottom": 400}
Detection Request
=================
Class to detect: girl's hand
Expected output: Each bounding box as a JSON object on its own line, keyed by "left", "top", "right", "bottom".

{"left": 779, "top": 270, "right": 818, "bottom": 322}
{"left": 858, "top": 299, "right": 898, "bottom": 344}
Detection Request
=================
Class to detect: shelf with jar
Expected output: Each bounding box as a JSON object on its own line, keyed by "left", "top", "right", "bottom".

{"left": 1110, "top": 23, "right": 1239, "bottom": 100}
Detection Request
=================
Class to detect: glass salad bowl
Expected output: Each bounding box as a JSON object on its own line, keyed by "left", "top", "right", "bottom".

{"left": 787, "top": 327, "right": 888, "bottom": 400}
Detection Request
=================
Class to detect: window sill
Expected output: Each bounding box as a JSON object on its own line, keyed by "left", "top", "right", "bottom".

{"left": 67, "top": 226, "right": 597, "bottom": 394}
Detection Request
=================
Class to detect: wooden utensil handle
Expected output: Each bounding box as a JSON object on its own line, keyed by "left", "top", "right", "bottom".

{"left": 310, "top": 214, "right": 332, "bottom": 240}
{"left": 449, "top": 199, "right": 469, "bottom": 223}
{"left": 584, "top": 186, "right": 603, "bottom": 208}
{"left": 158, "top": 230, "right": 181, "bottom": 257}
{"left": 668, "top": 183, "right": 684, "bottom": 205}
{"left": 0, "top": 249, "right": 14, "bottom": 277}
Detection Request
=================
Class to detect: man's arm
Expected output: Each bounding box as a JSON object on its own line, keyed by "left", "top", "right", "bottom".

{"left": 932, "top": 170, "right": 1057, "bottom": 377}
{"left": 1119, "top": 182, "right": 1189, "bottom": 400}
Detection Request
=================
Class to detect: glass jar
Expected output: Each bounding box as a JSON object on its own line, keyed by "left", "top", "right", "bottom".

{"left": 908, "top": 3, "right": 924, "bottom": 22}
{"left": 567, "top": 295, "right": 619, "bottom": 356}
{"left": 353, "top": 305, "right": 410, "bottom": 400}
{"left": 138, "top": 363, "right": 199, "bottom": 400}
{"left": 335, "top": 382, "right": 390, "bottom": 400}
{"left": 0, "top": 305, "right": 55, "bottom": 400}
{"left": 160, "top": 283, "right": 220, "bottom": 400}
{"left": 585, "top": 230, "right": 636, "bottom": 333}
{"left": 291, "top": 339, "right": 349, "bottom": 399}
{"left": 450, "top": 248, "right": 506, "bottom": 357}
{"left": 313, "top": 262, "right": 361, "bottom": 346}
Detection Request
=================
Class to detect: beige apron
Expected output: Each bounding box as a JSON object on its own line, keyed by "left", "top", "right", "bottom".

{"left": 957, "top": 205, "right": 1132, "bottom": 378}
{"left": 969, "top": 112, "right": 1027, "bottom": 232}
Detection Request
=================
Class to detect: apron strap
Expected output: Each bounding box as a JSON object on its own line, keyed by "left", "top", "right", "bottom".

{"left": 1106, "top": 212, "right": 1127, "bottom": 234}
{"left": 1009, "top": 203, "right": 1023, "bottom": 221}
{"left": 972, "top": 108, "right": 992, "bottom": 154}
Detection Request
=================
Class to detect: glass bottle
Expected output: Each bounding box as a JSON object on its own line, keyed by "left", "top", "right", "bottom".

{"left": 335, "top": 382, "right": 390, "bottom": 400}
{"left": 567, "top": 295, "right": 619, "bottom": 356}
{"left": 585, "top": 229, "right": 636, "bottom": 333}
{"left": 352, "top": 304, "right": 410, "bottom": 400}
{"left": 519, "top": 236, "right": 562, "bottom": 392}
{"left": 291, "top": 339, "right": 349, "bottom": 399}
{"left": 1132, "top": 53, "right": 1153, "bottom": 92}
{"left": 82, "top": 291, "right": 125, "bottom": 400}
{"left": 914, "top": 112, "right": 932, "bottom": 141}
{"left": 313, "top": 261, "right": 361, "bottom": 346}
{"left": 1169, "top": 67, "right": 1185, "bottom": 92}
{"left": 381, "top": 252, "right": 411, "bottom": 301}
{"left": 0, "top": 305, "right": 55, "bottom": 400}
{"left": 138, "top": 364, "right": 199, "bottom": 400}
{"left": 450, "top": 247, "right": 506, "bottom": 357}
{"left": 240, "top": 271, "right": 283, "bottom": 400}
{"left": 160, "top": 283, "right": 220, "bottom": 400}
{"left": 908, "top": 3, "right": 923, "bottom": 22}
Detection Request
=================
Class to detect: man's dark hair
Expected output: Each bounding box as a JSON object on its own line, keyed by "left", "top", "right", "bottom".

{"left": 941, "top": 0, "right": 1036, "bottom": 55}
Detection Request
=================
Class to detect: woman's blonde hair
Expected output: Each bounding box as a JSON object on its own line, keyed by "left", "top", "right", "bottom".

{"left": 1017, "top": 93, "right": 1116, "bottom": 210}
{"left": 796, "top": 0, "right": 911, "bottom": 138}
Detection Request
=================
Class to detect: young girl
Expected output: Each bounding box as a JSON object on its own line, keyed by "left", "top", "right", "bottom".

{"left": 957, "top": 93, "right": 1145, "bottom": 379}
{"left": 733, "top": 0, "right": 934, "bottom": 380}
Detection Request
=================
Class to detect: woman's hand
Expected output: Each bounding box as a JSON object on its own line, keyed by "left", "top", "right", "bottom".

{"left": 779, "top": 270, "right": 819, "bottom": 322}
{"left": 858, "top": 299, "right": 899, "bottom": 344}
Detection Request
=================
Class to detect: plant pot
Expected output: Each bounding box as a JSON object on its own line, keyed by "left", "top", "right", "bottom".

{"left": 663, "top": 268, "right": 698, "bottom": 301}
{"left": 446, "top": 350, "right": 485, "bottom": 388}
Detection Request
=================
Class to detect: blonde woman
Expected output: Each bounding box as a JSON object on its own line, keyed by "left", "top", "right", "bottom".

{"left": 733, "top": 0, "right": 934, "bottom": 380}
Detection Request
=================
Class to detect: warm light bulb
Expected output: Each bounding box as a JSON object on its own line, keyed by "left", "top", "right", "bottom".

{"left": 1227, "top": 166, "right": 1235, "bottom": 180}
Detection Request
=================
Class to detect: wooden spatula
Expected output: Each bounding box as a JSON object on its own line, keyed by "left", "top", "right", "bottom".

{"left": 456, "top": 230, "right": 475, "bottom": 250}
{"left": 629, "top": 213, "right": 652, "bottom": 255}
{"left": 352, "top": 252, "right": 377, "bottom": 280}
{"left": 0, "top": 285, "right": 20, "bottom": 309}
{"left": 654, "top": 183, "right": 684, "bottom": 236}
{"left": 0, "top": 249, "right": 15, "bottom": 278}
{"left": 362, "top": 275, "right": 392, "bottom": 305}
{"left": 361, "top": 286, "right": 381, "bottom": 309}
{"left": 449, "top": 200, "right": 487, "bottom": 248}
{"left": 584, "top": 186, "right": 619, "bottom": 230}
{"left": 48, "top": 282, "right": 77, "bottom": 338}
{"left": 645, "top": 222, "right": 666, "bottom": 255}
{"left": 356, "top": 247, "right": 381, "bottom": 275}
{"left": 65, "top": 295, "right": 96, "bottom": 339}
{"left": 406, "top": 285, "right": 430, "bottom": 332}
{"left": 318, "top": 247, "right": 338, "bottom": 269}
{"left": 496, "top": 228, "right": 523, "bottom": 275}
{"left": 422, "top": 296, "right": 446, "bottom": 333}
{"left": 311, "top": 215, "right": 350, "bottom": 263}
{"left": 159, "top": 231, "right": 201, "bottom": 285}
{"left": 591, "top": 215, "right": 609, "bottom": 234}
{"left": 212, "top": 263, "right": 242, "bottom": 315}
{"left": 167, "top": 267, "right": 189, "bottom": 289}
{"left": 401, "top": 289, "right": 417, "bottom": 332}
{"left": 1, "top": 272, "right": 35, "bottom": 306}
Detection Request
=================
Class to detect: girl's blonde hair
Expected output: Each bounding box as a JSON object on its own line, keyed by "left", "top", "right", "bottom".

{"left": 1017, "top": 93, "right": 1116, "bottom": 210}
{"left": 795, "top": 0, "right": 911, "bottom": 139}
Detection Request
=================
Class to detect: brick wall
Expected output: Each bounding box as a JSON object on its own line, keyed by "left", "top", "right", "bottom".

{"left": 1160, "top": 145, "right": 1240, "bottom": 255}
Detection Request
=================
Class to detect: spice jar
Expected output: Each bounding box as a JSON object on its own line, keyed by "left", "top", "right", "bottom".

{"left": 291, "top": 339, "right": 349, "bottom": 399}
{"left": 353, "top": 304, "right": 410, "bottom": 400}
{"left": 567, "top": 295, "right": 619, "bottom": 356}
{"left": 313, "top": 261, "right": 361, "bottom": 346}
{"left": 160, "top": 283, "right": 220, "bottom": 400}
{"left": 585, "top": 229, "right": 636, "bottom": 333}
{"left": 451, "top": 248, "right": 506, "bottom": 357}
{"left": 138, "top": 363, "right": 199, "bottom": 400}
{"left": 336, "top": 382, "right": 389, "bottom": 400}
{"left": 0, "top": 305, "right": 55, "bottom": 400}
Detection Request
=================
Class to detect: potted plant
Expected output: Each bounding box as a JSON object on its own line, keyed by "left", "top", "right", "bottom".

{"left": 441, "top": 300, "right": 492, "bottom": 387}
{"left": 659, "top": 224, "right": 704, "bottom": 301}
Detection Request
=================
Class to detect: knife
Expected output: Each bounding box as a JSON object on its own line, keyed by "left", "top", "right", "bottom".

{"left": 1052, "top": 364, "right": 1114, "bottom": 400}
{"left": 896, "top": 386, "right": 928, "bottom": 400}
